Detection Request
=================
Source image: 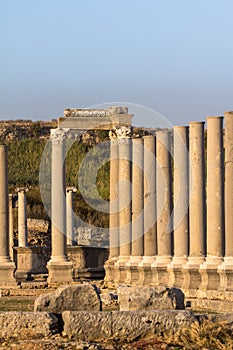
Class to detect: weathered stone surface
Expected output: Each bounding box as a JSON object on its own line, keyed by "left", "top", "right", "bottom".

{"left": 117, "top": 286, "right": 185, "bottom": 311}
{"left": 62, "top": 310, "right": 197, "bottom": 341}
{"left": 100, "top": 291, "right": 118, "bottom": 306}
{"left": 34, "top": 283, "right": 101, "bottom": 313}
{"left": 0, "top": 312, "right": 58, "bottom": 338}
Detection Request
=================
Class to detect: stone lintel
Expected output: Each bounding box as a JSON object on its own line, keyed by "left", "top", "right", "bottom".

{"left": 58, "top": 114, "right": 133, "bottom": 129}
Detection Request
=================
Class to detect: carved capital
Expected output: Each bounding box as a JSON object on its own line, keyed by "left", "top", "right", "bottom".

{"left": 50, "top": 128, "right": 70, "bottom": 144}
{"left": 109, "top": 125, "right": 132, "bottom": 140}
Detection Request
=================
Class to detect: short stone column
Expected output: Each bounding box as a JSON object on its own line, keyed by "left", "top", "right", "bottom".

{"left": 218, "top": 111, "right": 233, "bottom": 291}
{"left": 115, "top": 126, "right": 132, "bottom": 283}
{"left": 17, "top": 188, "right": 28, "bottom": 247}
{"left": 168, "top": 126, "right": 189, "bottom": 287}
{"left": 47, "top": 129, "right": 73, "bottom": 287}
{"left": 152, "top": 131, "right": 172, "bottom": 286}
{"left": 66, "top": 187, "right": 77, "bottom": 246}
{"left": 139, "top": 135, "right": 156, "bottom": 285}
{"left": 0, "top": 145, "right": 16, "bottom": 286}
{"left": 183, "top": 122, "right": 206, "bottom": 294}
{"left": 200, "top": 116, "right": 224, "bottom": 292}
{"left": 126, "top": 137, "right": 144, "bottom": 284}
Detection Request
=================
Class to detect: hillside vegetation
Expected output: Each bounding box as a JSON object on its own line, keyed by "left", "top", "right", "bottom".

{"left": 1, "top": 121, "right": 110, "bottom": 228}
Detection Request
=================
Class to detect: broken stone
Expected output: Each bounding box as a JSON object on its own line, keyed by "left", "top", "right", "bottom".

{"left": 34, "top": 283, "right": 101, "bottom": 313}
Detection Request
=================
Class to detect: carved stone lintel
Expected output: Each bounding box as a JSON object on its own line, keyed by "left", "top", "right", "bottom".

{"left": 109, "top": 126, "right": 132, "bottom": 140}
{"left": 64, "top": 106, "right": 128, "bottom": 118}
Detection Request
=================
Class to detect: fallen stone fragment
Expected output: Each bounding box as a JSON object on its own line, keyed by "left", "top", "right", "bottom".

{"left": 117, "top": 286, "right": 185, "bottom": 311}
{"left": 0, "top": 312, "right": 58, "bottom": 339}
{"left": 62, "top": 310, "right": 197, "bottom": 341}
{"left": 34, "top": 283, "right": 101, "bottom": 313}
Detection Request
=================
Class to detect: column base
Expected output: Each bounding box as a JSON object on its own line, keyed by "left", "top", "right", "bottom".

{"left": 218, "top": 257, "right": 233, "bottom": 291}
{"left": 182, "top": 256, "right": 205, "bottom": 291}
{"left": 0, "top": 260, "right": 17, "bottom": 287}
{"left": 47, "top": 260, "right": 73, "bottom": 288}
{"left": 104, "top": 257, "right": 119, "bottom": 288}
{"left": 151, "top": 256, "right": 171, "bottom": 287}
{"left": 167, "top": 257, "right": 188, "bottom": 288}
{"left": 113, "top": 256, "right": 130, "bottom": 285}
{"left": 125, "top": 256, "right": 142, "bottom": 285}
{"left": 138, "top": 256, "right": 156, "bottom": 286}
{"left": 199, "top": 256, "right": 223, "bottom": 293}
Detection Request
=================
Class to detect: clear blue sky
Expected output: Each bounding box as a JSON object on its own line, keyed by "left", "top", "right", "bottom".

{"left": 1, "top": 0, "right": 233, "bottom": 126}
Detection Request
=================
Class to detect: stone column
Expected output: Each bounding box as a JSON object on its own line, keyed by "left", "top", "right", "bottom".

{"left": 218, "top": 111, "right": 233, "bottom": 291}
{"left": 168, "top": 126, "right": 189, "bottom": 287}
{"left": 126, "top": 137, "right": 144, "bottom": 284}
{"left": 47, "top": 129, "right": 73, "bottom": 287}
{"left": 183, "top": 122, "right": 206, "bottom": 294}
{"left": 115, "top": 126, "right": 132, "bottom": 283}
{"left": 138, "top": 135, "right": 156, "bottom": 285}
{"left": 66, "top": 187, "right": 77, "bottom": 246}
{"left": 0, "top": 145, "right": 16, "bottom": 286}
{"left": 17, "top": 188, "right": 28, "bottom": 247}
{"left": 200, "top": 116, "right": 224, "bottom": 292}
{"left": 109, "top": 137, "right": 119, "bottom": 259}
{"left": 8, "top": 194, "right": 14, "bottom": 260}
{"left": 152, "top": 131, "right": 172, "bottom": 286}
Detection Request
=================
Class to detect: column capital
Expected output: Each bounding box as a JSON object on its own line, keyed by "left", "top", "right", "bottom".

{"left": 16, "top": 187, "right": 28, "bottom": 193}
{"left": 109, "top": 125, "right": 132, "bottom": 140}
{"left": 66, "top": 186, "right": 77, "bottom": 193}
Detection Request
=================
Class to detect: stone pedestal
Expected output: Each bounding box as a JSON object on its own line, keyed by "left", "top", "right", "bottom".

{"left": 183, "top": 122, "right": 206, "bottom": 290}
{"left": 126, "top": 138, "right": 144, "bottom": 284}
{"left": 47, "top": 129, "right": 73, "bottom": 287}
{"left": 17, "top": 188, "right": 28, "bottom": 247}
{"left": 152, "top": 131, "right": 172, "bottom": 286}
{"left": 200, "top": 117, "right": 224, "bottom": 292}
{"left": 168, "top": 126, "right": 189, "bottom": 288}
{"left": 0, "top": 145, "right": 17, "bottom": 287}
{"left": 66, "top": 187, "right": 77, "bottom": 246}
{"left": 218, "top": 111, "right": 233, "bottom": 291}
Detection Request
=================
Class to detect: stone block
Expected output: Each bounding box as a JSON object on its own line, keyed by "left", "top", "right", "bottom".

{"left": 62, "top": 310, "right": 197, "bottom": 341}
{"left": 34, "top": 283, "right": 101, "bottom": 313}
{"left": 117, "top": 286, "right": 185, "bottom": 311}
{"left": 0, "top": 312, "right": 58, "bottom": 339}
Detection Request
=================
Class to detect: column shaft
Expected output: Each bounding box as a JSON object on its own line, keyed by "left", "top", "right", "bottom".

{"left": 18, "top": 190, "right": 28, "bottom": 247}
{"left": 131, "top": 138, "right": 144, "bottom": 257}
{"left": 224, "top": 111, "right": 233, "bottom": 257}
{"left": 189, "top": 122, "right": 206, "bottom": 258}
{"left": 206, "top": 117, "right": 224, "bottom": 259}
{"left": 156, "top": 131, "right": 172, "bottom": 259}
{"left": 51, "top": 138, "right": 67, "bottom": 261}
{"left": 109, "top": 139, "right": 119, "bottom": 258}
{"left": 0, "top": 145, "right": 10, "bottom": 261}
{"left": 143, "top": 135, "right": 156, "bottom": 257}
{"left": 66, "top": 188, "right": 76, "bottom": 246}
{"left": 8, "top": 194, "right": 14, "bottom": 259}
{"left": 118, "top": 138, "right": 132, "bottom": 258}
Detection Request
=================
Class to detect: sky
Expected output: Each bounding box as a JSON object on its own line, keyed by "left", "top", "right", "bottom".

{"left": 0, "top": 0, "right": 233, "bottom": 127}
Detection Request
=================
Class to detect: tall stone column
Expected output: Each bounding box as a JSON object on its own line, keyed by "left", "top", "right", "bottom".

{"left": 183, "top": 122, "right": 206, "bottom": 294}
{"left": 200, "top": 116, "right": 224, "bottom": 292}
{"left": 17, "top": 188, "right": 28, "bottom": 247}
{"left": 139, "top": 135, "right": 156, "bottom": 285}
{"left": 152, "top": 131, "right": 172, "bottom": 286}
{"left": 218, "top": 111, "right": 233, "bottom": 291}
{"left": 0, "top": 145, "right": 16, "bottom": 286}
{"left": 47, "top": 129, "right": 73, "bottom": 287}
{"left": 168, "top": 126, "right": 189, "bottom": 287}
{"left": 115, "top": 126, "right": 132, "bottom": 283}
{"left": 8, "top": 194, "right": 14, "bottom": 260}
{"left": 66, "top": 187, "right": 77, "bottom": 246}
{"left": 104, "top": 136, "right": 119, "bottom": 287}
{"left": 109, "top": 137, "right": 119, "bottom": 259}
{"left": 126, "top": 137, "right": 144, "bottom": 284}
